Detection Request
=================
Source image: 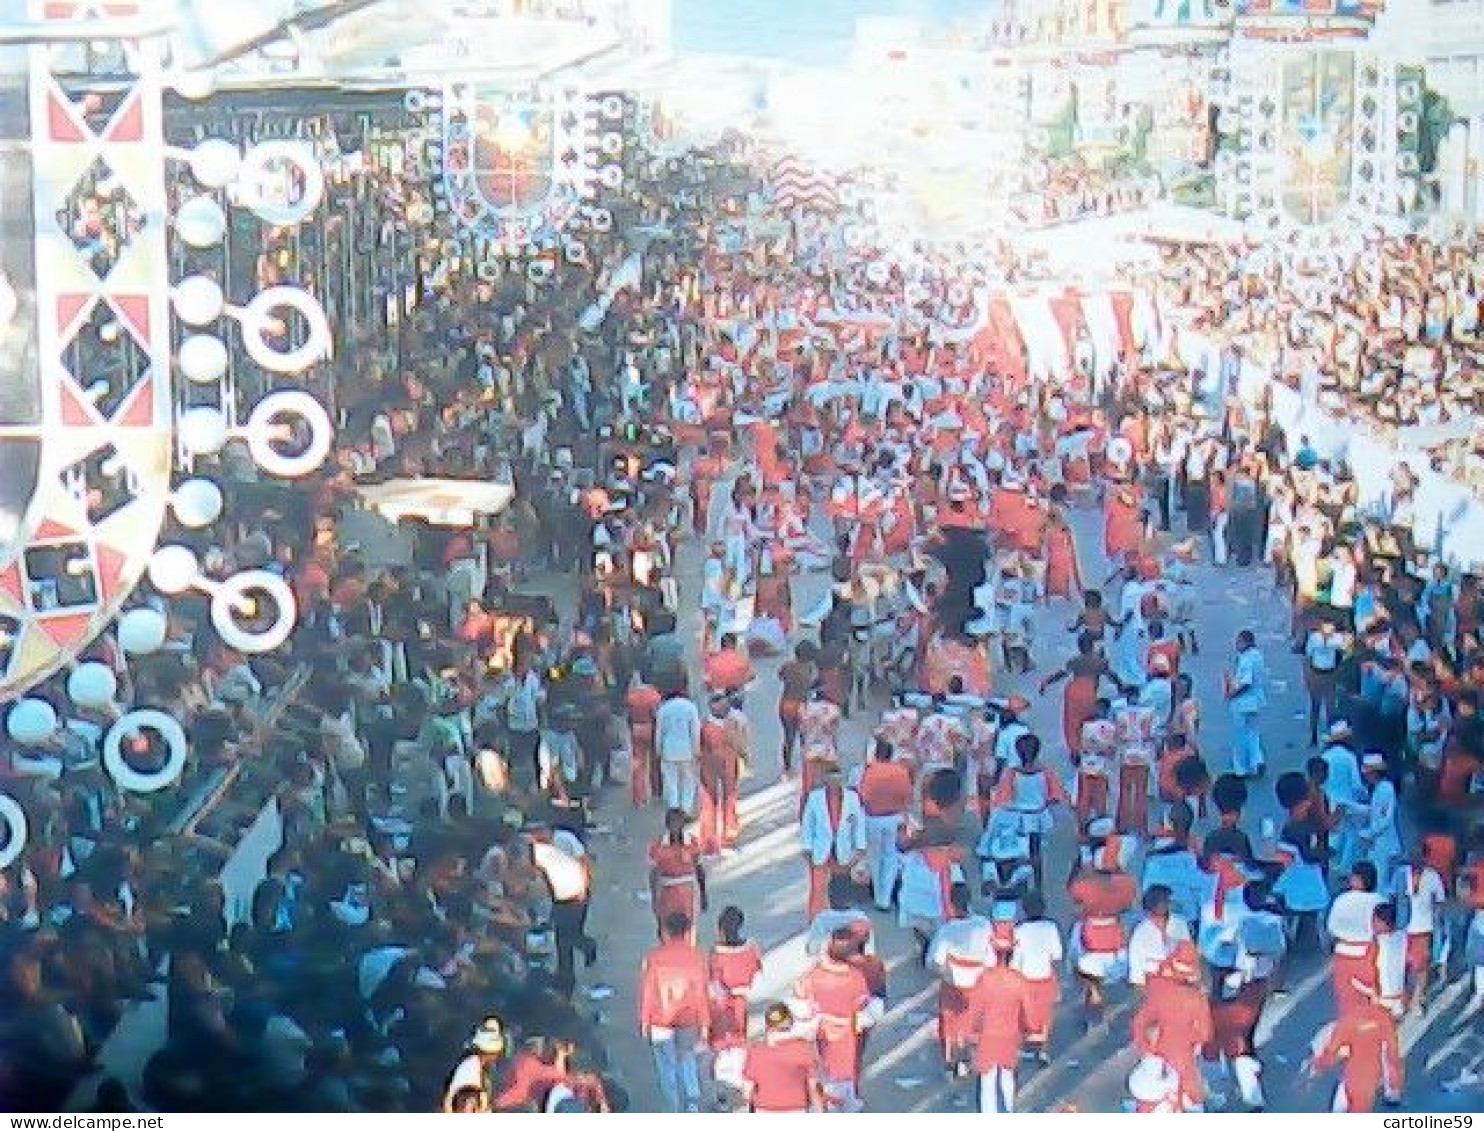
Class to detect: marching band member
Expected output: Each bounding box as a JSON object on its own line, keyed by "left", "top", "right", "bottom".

{"left": 1128, "top": 883, "right": 1192, "bottom": 992}
{"left": 927, "top": 883, "right": 995, "bottom": 1075}
{"left": 990, "top": 733, "right": 1070, "bottom": 890}
{"left": 649, "top": 807, "right": 706, "bottom": 942}
{"left": 1011, "top": 890, "right": 1064, "bottom": 1064}
{"left": 966, "top": 924, "right": 1032, "bottom": 1114}
{"left": 1069, "top": 817, "right": 1137, "bottom": 1024}
{"left": 1130, "top": 942, "right": 1212, "bottom": 1112}
{"left": 800, "top": 764, "right": 867, "bottom": 920}
{"left": 1306, "top": 1003, "right": 1404, "bottom": 1112}
{"left": 792, "top": 928, "right": 885, "bottom": 1112}
{"left": 856, "top": 737, "right": 915, "bottom": 912}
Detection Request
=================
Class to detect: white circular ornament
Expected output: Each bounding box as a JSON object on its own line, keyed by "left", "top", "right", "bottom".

{"left": 179, "top": 406, "right": 228, "bottom": 456}
{"left": 245, "top": 391, "right": 332, "bottom": 477}
{"left": 189, "top": 139, "right": 241, "bottom": 189}
{"left": 117, "top": 607, "right": 168, "bottom": 655}
{"left": 176, "top": 195, "right": 227, "bottom": 248}
{"left": 67, "top": 662, "right": 118, "bottom": 709}
{"left": 239, "top": 287, "right": 332, "bottom": 374}
{"left": 173, "top": 478, "right": 224, "bottom": 528}
{"left": 148, "top": 545, "right": 200, "bottom": 595}
{"left": 6, "top": 698, "right": 57, "bottom": 745}
{"left": 211, "top": 570, "right": 296, "bottom": 653}
{"left": 172, "top": 276, "right": 225, "bottom": 326}
{"left": 0, "top": 796, "right": 26, "bottom": 870}
{"left": 178, "top": 334, "right": 228, "bottom": 384}
{"left": 103, "top": 709, "right": 188, "bottom": 794}
{"left": 237, "top": 141, "right": 327, "bottom": 226}
{"left": 170, "top": 70, "right": 216, "bottom": 100}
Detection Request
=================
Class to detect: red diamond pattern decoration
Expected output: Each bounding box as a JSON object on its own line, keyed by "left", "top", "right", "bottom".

{"left": 36, "top": 612, "right": 94, "bottom": 647}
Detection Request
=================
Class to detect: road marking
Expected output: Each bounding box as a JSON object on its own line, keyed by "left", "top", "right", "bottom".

{"left": 1254, "top": 965, "right": 1330, "bottom": 1048}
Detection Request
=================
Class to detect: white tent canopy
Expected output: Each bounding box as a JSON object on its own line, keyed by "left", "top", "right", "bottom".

{"left": 357, "top": 479, "right": 514, "bottom": 527}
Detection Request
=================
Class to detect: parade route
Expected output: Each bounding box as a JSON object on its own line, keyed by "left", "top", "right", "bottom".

{"left": 577, "top": 494, "right": 1483, "bottom": 1113}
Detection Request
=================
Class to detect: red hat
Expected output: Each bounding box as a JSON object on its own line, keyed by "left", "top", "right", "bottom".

{"left": 991, "top": 921, "right": 1016, "bottom": 952}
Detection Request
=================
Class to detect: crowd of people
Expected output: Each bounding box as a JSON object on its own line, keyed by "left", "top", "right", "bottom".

{"left": 608, "top": 153, "right": 1484, "bottom": 1113}
{"left": 0, "top": 124, "right": 731, "bottom": 1112}
{"left": 3, "top": 104, "right": 1484, "bottom": 1117}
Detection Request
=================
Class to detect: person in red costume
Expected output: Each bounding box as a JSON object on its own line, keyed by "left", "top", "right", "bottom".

{"left": 965, "top": 922, "right": 1032, "bottom": 1113}
{"left": 703, "top": 632, "right": 753, "bottom": 694}
{"left": 638, "top": 911, "right": 711, "bottom": 1112}
{"left": 697, "top": 693, "right": 746, "bottom": 855}
{"left": 741, "top": 1003, "right": 823, "bottom": 1113}
{"left": 1042, "top": 504, "right": 1083, "bottom": 603}
{"left": 1069, "top": 820, "right": 1138, "bottom": 1024}
{"left": 1103, "top": 480, "right": 1144, "bottom": 562}
{"left": 1306, "top": 1002, "right": 1404, "bottom": 1112}
{"left": 626, "top": 676, "right": 662, "bottom": 808}
{"left": 1130, "top": 941, "right": 1213, "bottom": 1112}
{"left": 792, "top": 927, "right": 883, "bottom": 1112}
{"left": 648, "top": 807, "right": 706, "bottom": 941}
{"left": 707, "top": 904, "right": 762, "bottom": 1097}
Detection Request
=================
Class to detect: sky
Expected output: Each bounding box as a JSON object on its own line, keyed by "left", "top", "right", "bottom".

{"left": 671, "top": 0, "right": 995, "bottom": 67}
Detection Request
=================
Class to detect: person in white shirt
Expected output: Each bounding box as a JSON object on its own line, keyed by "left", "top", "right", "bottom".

{"left": 1319, "top": 720, "right": 1366, "bottom": 871}
{"left": 1303, "top": 618, "right": 1347, "bottom": 747}
{"left": 1327, "top": 862, "right": 1384, "bottom": 1013}
{"left": 1226, "top": 630, "right": 1267, "bottom": 778}
{"left": 1128, "top": 884, "right": 1193, "bottom": 990}
{"left": 1372, "top": 902, "right": 1408, "bottom": 1021}
{"left": 1358, "top": 753, "right": 1401, "bottom": 887}
{"left": 1010, "top": 891, "right": 1064, "bottom": 1064}
{"left": 504, "top": 661, "right": 546, "bottom": 788}
{"left": 1392, "top": 850, "right": 1448, "bottom": 1012}
{"left": 654, "top": 691, "right": 702, "bottom": 816}
{"left": 927, "top": 884, "right": 995, "bottom": 1075}
{"left": 799, "top": 766, "right": 868, "bottom": 920}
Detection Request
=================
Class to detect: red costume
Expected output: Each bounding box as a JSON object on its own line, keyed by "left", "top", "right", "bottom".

{"left": 697, "top": 715, "right": 743, "bottom": 854}
{"left": 795, "top": 958, "right": 872, "bottom": 1089}
{"left": 742, "top": 1034, "right": 818, "bottom": 1113}
{"left": 966, "top": 964, "right": 1032, "bottom": 1072}
{"left": 1311, "top": 1006, "right": 1403, "bottom": 1113}
{"left": 1044, "top": 519, "right": 1081, "bottom": 599}
{"left": 648, "top": 839, "right": 700, "bottom": 937}
{"left": 1131, "top": 951, "right": 1213, "bottom": 1110}
{"left": 708, "top": 940, "right": 762, "bottom": 1051}
{"left": 1103, "top": 484, "right": 1143, "bottom": 561}
{"left": 627, "top": 682, "right": 662, "bottom": 808}
{"left": 703, "top": 647, "right": 752, "bottom": 693}
{"left": 638, "top": 938, "right": 710, "bottom": 1035}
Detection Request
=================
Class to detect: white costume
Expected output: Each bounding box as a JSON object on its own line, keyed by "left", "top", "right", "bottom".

{"left": 799, "top": 786, "right": 867, "bottom": 868}
{"left": 1127, "top": 915, "right": 1192, "bottom": 988}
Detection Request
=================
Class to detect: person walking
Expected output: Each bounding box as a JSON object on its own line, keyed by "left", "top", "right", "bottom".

{"left": 966, "top": 925, "right": 1032, "bottom": 1114}
{"left": 638, "top": 911, "right": 710, "bottom": 1113}
{"left": 856, "top": 738, "right": 914, "bottom": 911}
{"left": 655, "top": 684, "right": 702, "bottom": 816}
{"left": 697, "top": 692, "right": 746, "bottom": 855}
{"left": 1225, "top": 630, "right": 1267, "bottom": 778}
{"left": 800, "top": 765, "right": 867, "bottom": 920}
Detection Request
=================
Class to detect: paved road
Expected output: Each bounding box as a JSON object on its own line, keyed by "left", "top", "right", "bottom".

{"left": 76, "top": 490, "right": 1480, "bottom": 1112}
{"left": 574, "top": 483, "right": 1483, "bottom": 1114}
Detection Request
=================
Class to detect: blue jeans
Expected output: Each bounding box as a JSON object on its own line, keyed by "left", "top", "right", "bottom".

{"left": 650, "top": 1027, "right": 701, "bottom": 1112}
